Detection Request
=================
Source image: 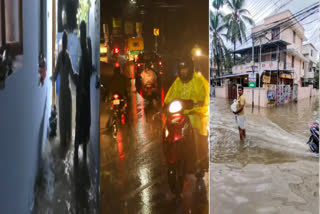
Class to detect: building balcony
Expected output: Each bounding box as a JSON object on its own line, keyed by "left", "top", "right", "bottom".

{"left": 305, "top": 71, "right": 314, "bottom": 79}
{"left": 232, "top": 60, "right": 294, "bottom": 74}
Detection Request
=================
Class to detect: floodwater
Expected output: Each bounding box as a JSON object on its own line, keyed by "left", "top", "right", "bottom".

{"left": 33, "top": 88, "right": 98, "bottom": 214}
{"left": 210, "top": 96, "right": 319, "bottom": 214}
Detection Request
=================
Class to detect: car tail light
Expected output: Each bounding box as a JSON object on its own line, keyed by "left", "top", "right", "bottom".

{"left": 113, "top": 47, "right": 120, "bottom": 54}
{"left": 113, "top": 94, "right": 119, "bottom": 99}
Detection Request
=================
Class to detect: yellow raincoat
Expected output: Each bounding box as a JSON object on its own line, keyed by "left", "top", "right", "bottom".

{"left": 164, "top": 72, "right": 209, "bottom": 135}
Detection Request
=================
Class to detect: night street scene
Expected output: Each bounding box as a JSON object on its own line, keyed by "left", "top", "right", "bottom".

{"left": 100, "top": 0, "right": 209, "bottom": 213}
{"left": 0, "top": 0, "right": 99, "bottom": 213}
{"left": 210, "top": 0, "right": 319, "bottom": 213}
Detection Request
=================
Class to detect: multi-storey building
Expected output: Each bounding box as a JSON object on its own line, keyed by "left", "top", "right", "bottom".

{"left": 214, "top": 10, "right": 318, "bottom": 106}
{"left": 302, "top": 43, "right": 318, "bottom": 85}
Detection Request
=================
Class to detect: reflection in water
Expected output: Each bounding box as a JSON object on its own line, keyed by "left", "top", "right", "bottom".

{"left": 210, "top": 97, "right": 319, "bottom": 213}
{"left": 33, "top": 137, "right": 98, "bottom": 214}
{"left": 100, "top": 82, "right": 208, "bottom": 213}
{"left": 117, "top": 129, "right": 125, "bottom": 160}
{"left": 139, "top": 167, "right": 152, "bottom": 214}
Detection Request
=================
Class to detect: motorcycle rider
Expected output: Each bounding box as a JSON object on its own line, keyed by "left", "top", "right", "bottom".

{"left": 109, "top": 65, "right": 129, "bottom": 102}
{"left": 164, "top": 54, "right": 209, "bottom": 177}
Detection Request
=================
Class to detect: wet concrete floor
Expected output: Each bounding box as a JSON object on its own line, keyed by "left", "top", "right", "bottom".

{"left": 33, "top": 89, "right": 98, "bottom": 214}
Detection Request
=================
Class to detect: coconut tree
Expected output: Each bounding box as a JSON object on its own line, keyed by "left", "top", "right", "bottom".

{"left": 212, "top": 0, "right": 225, "bottom": 10}
{"left": 223, "top": 48, "right": 233, "bottom": 74}
{"left": 210, "top": 11, "right": 227, "bottom": 78}
{"left": 223, "top": 0, "right": 254, "bottom": 64}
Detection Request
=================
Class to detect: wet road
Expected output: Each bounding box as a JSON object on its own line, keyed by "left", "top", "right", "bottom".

{"left": 210, "top": 96, "right": 319, "bottom": 214}
{"left": 33, "top": 89, "right": 98, "bottom": 214}
{"left": 100, "top": 82, "right": 209, "bottom": 214}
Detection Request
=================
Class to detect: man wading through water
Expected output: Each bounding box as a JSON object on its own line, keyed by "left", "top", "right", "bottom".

{"left": 51, "top": 31, "right": 78, "bottom": 148}
{"left": 233, "top": 86, "right": 246, "bottom": 141}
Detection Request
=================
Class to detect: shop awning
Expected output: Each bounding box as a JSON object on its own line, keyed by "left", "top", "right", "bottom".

{"left": 213, "top": 73, "right": 250, "bottom": 79}
{"left": 279, "top": 74, "right": 293, "bottom": 79}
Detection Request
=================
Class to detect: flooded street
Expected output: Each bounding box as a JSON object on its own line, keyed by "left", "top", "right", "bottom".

{"left": 33, "top": 90, "right": 99, "bottom": 214}
{"left": 210, "top": 96, "right": 319, "bottom": 214}
{"left": 100, "top": 87, "right": 209, "bottom": 214}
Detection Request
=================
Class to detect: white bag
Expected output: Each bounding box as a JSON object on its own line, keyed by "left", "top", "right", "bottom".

{"left": 231, "top": 99, "right": 237, "bottom": 112}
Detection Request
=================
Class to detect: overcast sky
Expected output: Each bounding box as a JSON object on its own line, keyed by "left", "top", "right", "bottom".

{"left": 209, "top": 0, "right": 319, "bottom": 58}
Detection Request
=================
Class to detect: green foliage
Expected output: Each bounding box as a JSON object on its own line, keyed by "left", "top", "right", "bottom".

{"left": 223, "top": 0, "right": 254, "bottom": 47}
{"left": 210, "top": 11, "right": 227, "bottom": 77}
{"left": 212, "top": 0, "right": 225, "bottom": 10}
{"left": 77, "top": 0, "right": 91, "bottom": 34}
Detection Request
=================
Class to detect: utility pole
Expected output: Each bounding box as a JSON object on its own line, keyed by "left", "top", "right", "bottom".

{"left": 155, "top": 36, "right": 158, "bottom": 54}
{"left": 258, "top": 37, "right": 262, "bottom": 111}
{"left": 154, "top": 28, "right": 159, "bottom": 54}
{"left": 276, "top": 45, "right": 279, "bottom": 106}
{"left": 251, "top": 35, "right": 255, "bottom": 112}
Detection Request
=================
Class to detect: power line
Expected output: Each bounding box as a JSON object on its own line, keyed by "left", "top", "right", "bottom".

{"left": 239, "top": 2, "right": 319, "bottom": 47}
{"left": 236, "top": 0, "right": 293, "bottom": 49}
{"left": 253, "top": 3, "right": 319, "bottom": 38}
{"left": 233, "top": 0, "right": 282, "bottom": 49}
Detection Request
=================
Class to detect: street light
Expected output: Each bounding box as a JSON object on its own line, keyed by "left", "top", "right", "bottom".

{"left": 195, "top": 49, "right": 201, "bottom": 56}
{"left": 192, "top": 47, "right": 202, "bottom": 72}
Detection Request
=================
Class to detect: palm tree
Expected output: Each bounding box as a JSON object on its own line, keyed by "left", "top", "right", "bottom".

{"left": 223, "top": 48, "right": 233, "bottom": 74}
{"left": 223, "top": 0, "right": 254, "bottom": 64}
{"left": 210, "top": 11, "right": 227, "bottom": 78}
{"left": 212, "top": 0, "right": 225, "bottom": 10}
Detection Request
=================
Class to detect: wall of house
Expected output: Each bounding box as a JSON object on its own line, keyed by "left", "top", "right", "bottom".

{"left": 298, "top": 85, "right": 314, "bottom": 100}
{"left": 281, "top": 28, "right": 303, "bottom": 51}
{"left": 0, "top": 1, "right": 52, "bottom": 213}
{"left": 215, "top": 85, "right": 228, "bottom": 98}
{"left": 243, "top": 87, "right": 268, "bottom": 107}
{"left": 303, "top": 44, "right": 318, "bottom": 63}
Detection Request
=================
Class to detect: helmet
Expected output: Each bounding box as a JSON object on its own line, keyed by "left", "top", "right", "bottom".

{"left": 177, "top": 55, "right": 193, "bottom": 70}
{"left": 177, "top": 55, "right": 193, "bottom": 82}
{"left": 136, "top": 53, "right": 160, "bottom": 73}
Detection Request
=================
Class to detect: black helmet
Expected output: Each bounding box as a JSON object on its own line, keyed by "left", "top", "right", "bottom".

{"left": 137, "top": 52, "right": 160, "bottom": 73}
{"left": 177, "top": 55, "right": 193, "bottom": 82}
{"left": 177, "top": 54, "right": 193, "bottom": 70}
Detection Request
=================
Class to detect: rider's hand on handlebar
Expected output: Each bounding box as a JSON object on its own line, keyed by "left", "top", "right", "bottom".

{"left": 182, "top": 99, "right": 194, "bottom": 109}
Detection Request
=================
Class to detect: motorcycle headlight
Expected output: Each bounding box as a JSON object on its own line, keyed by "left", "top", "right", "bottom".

{"left": 165, "top": 129, "right": 169, "bottom": 137}
{"left": 169, "top": 101, "right": 182, "bottom": 113}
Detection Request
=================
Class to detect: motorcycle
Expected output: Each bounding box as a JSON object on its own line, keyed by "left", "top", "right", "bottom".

{"left": 109, "top": 93, "right": 127, "bottom": 139}
{"left": 307, "top": 122, "right": 319, "bottom": 153}
{"left": 163, "top": 99, "right": 200, "bottom": 196}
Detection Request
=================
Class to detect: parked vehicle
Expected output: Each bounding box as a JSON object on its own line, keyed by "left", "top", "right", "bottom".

{"left": 307, "top": 122, "right": 319, "bottom": 153}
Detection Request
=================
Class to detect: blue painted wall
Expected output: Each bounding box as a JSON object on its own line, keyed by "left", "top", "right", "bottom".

{"left": 88, "top": 0, "right": 100, "bottom": 172}
{"left": 0, "top": 1, "right": 51, "bottom": 213}
{"left": 0, "top": 1, "right": 100, "bottom": 213}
